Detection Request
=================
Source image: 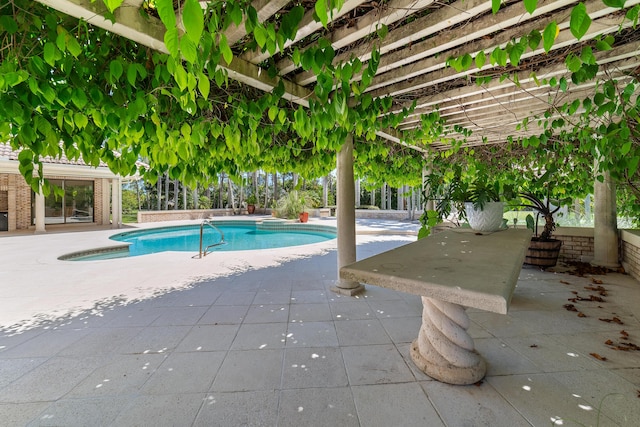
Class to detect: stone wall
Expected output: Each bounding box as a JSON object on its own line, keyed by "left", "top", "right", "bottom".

{"left": 621, "top": 230, "right": 640, "bottom": 282}
{"left": 552, "top": 228, "right": 595, "bottom": 263}
{"left": 137, "top": 209, "right": 238, "bottom": 223}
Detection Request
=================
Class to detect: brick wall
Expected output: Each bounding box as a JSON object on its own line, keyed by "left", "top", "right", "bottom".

{"left": 556, "top": 233, "right": 595, "bottom": 263}
{"left": 138, "top": 209, "right": 237, "bottom": 223}
{"left": 622, "top": 230, "right": 640, "bottom": 282}
{"left": 94, "top": 179, "right": 103, "bottom": 224}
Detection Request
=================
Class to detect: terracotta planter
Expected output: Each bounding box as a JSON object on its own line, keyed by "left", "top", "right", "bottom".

{"left": 247, "top": 204, "right": 256, "bottom": 214}
{"left": 299, "top": 212, "right": 309, "bottom": 223}
{"left": 524, "top": 238, "right": 562, "bottom": 268}
{"left": 464, "top": 201, "right": 504, "bottom": 232}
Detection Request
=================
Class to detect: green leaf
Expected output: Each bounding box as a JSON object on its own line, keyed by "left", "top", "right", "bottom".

{"left": 542, "top": 22, "right": 558, "bottom": 52}
{"left": 0, "top": 15, "right": 18, "bottom": 34}
{"left": 127, "top": 65, "right": 137, "bottom": 86}
{"left": 602, "top": 0, "right": 626, "bottom": 7}
{"left": 475, "top": 51, "right": 486, "bottom": 69}
{"left": 268, "top": 106, "right": 278, "bottom": 121}
{"left": 621, "top": 141, "right": 632, "bottom": 155}
{"left": 155, "top": 0, "right": 176, "bottom": 28}
{"left": 103, "top": 0, "right": 125, "bottom": 13}
{"left": 460, "top": 53, "right": 472, "bottom": 70}
{"left": 174, "top": 64, "right": 188, "bottom": 90}
{"left": 565, "top": 54, "right": 582, "bottom": 72}
{"left": 183, "top": 0, "right": 204, "bottom": 44}
{"left": 492, "top": 0, "right": 501, "bottom": 14}
{"left": 570, "top": 3, "right": 591, "bottom": 40}
{"left": 229, "top": 3, "right": 243, "bottom": 25}
{"left": 71, "top": 89, "right": 88, "bottom": 109}
{"left": 198, "top": 72, "right": 210, "bottom": 98}
{"left": 44, "top": 42, "right": 56, "bottom": 66}
{"left": 315, "top": 0, "right": 329, "bottom": 27}
{"left": 376, "top": 24, "right": 388, "bottom": 39}
{"left": 254, "top": 26, "right": 267, "bottom": 49}
{"left": 523, "top": 0, "right": 537, "bottom": 14}
{"left": 527, "top": 30, "right": 542, "bottom": 50}
{"left": 74, "top": 113, "right": 88, "bottom": 129}
{"left": 180, "top": 36, "right": 198, "bottom": 63}
{"left": 219, "top": 34, "right": 233, "bottom": 65}
{"left": 109, "top": 59, "right": 123, "bottom": 81}
{"left": 164, "top": 28, "right": 180, "bottom": 57}
{"left": 66, "top": 36, "right": 82, "bottom": 58}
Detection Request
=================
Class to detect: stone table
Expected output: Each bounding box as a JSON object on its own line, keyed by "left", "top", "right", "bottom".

{"left": 340, "top": 228, "right": 532, "bottom": 385}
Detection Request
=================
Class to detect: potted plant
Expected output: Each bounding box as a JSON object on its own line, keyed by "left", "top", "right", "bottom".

{"left": 297, "top": 193, "right": 309, "bottom": 223}
{"left": 246, "top": 194, "right": 257, "bottom": 214}
{"left": 520, "top": 192, "right": 563, "bottom": 268}
{"left": 275, "top": 190, "right": 308, "bottom": 221}
{"left": 420, "top": 168, "right": 514, "bottom": 236}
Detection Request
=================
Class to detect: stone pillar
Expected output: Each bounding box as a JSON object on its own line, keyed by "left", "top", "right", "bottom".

{"left": 34, "top": 183, "right": 46, "bottom": 234}
{"left": 355, "top": 178, "right": 361, "bottom": 208}
{"left": 101, "top": 178, "right": 111, "bottom": 225}
{"left": 332, "top": 134, "right": 364, "bottom": 296}
{"left": 322, "top": 176, "right": 329, "bottom": 207}
{"left": 111, "top": 178, "right": 121, "bottom": 229}
{"left": 592, "top": 170, "right": 619, "bottom": 267}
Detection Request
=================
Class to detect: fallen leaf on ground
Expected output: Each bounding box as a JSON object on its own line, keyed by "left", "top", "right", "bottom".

{"left": 560, "top": 280, "right": 571, "bottom": 285}
{"left": 620, "top": 330, "right": 629, "bottom": 338}
{"left": 590, "top": 352, "right": 607, "bottom": 361}
{"left": 591, "top": 278, "right": 604, "bottom": 284}
{"left": 599, "top": 317, "right": 624, "bottom": 324}
{"left": 564, "top": 304, "right": 578, "bottom": 312}
{"left": 530, "top": 344, "right": 538, "bottom": 348}
{"left": 577, "top": 312, "right": 586, "bottom": 317}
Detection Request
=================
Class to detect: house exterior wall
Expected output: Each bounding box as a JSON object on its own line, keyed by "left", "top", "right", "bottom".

{"left": 0, "top": 172, "right": 107, "bottom": 231}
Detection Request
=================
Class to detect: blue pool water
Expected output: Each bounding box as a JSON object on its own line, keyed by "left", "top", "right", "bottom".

{"left": 62, "top": 223, "right": 336, "bottom": 260}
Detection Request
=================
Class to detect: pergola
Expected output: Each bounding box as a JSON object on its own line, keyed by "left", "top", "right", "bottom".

{"left": 33, "top": 0, "right": 640, "bottom": 148}
{"left": 28, "top": 0, "right": 638, "bottom": 290}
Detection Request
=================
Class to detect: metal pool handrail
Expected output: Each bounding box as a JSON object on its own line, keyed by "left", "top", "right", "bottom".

{"left": 199, "top": 219, "right": 225, "bottom": 258}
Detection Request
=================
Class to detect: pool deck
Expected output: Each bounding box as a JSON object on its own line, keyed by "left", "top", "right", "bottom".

{"left": 1, "top": 217, "right": 639, "bottom": 426}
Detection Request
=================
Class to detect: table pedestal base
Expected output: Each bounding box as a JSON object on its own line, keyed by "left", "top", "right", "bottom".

{"left": 410, "top": 297, "right": 486, "bottom": 385}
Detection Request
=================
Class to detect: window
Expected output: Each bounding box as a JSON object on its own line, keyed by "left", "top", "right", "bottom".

{"left": 34, "top": 179, "right": 94, "bottom": 224}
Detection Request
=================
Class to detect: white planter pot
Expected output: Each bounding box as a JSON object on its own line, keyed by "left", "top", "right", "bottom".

{"left": 464, "top": 201, "right": 504, "bottom": 232}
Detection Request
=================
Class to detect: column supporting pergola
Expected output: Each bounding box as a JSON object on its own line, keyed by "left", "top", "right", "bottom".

{"left": 332, "top": 134, "right": 364, "bottom": 296}
{"left": 111, "top": 177, "right": 122, "bottom": 229}
{"left": 34, "top": 184, "right": 46, "bottom": 234}
{"left": 592, "top": 169, "right": 619, "bottom": 268}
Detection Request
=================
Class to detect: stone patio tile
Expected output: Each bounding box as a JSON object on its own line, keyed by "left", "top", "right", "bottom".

{"left": 501, "top": 334, "right": 601, "bottom": 373}
{"left": 213, "top": 291, "right": 256, "bottom": 306}
{"left": 0, "top": 403, "right": 50, "bottom": 426}
{"left": 467, "top": 319, "right": 493, "bottom": 339}
{"left": 422, "top": 380, "right": 531, "bottom": 426}
{"left": 142, "top": 351, "right": 225, "bottom": 395}
{"left": 0, "top": 329, "right": 46, "bottom": 352}
{"left": 0, "top": 328, "right": 91, "bottom": 358}
{"left": 488, "top": 373, "right": 618, "bottom": 426}
{"left": 547, "top": 330, "right": 640, "bottom": 369}
{"left": 115, "top": 325, "right": 192, "bottom": 355}
{"left": 230, "top": 322, "right": 287, "bottom": 350}
{"left": 379, "top": 316, "right": 421, "bottom": 344}
{"left": 28, "top": 395, "right": 129, "bottom": 427}
{"left": 57, "top": 327, "right": 144, "bottom": 357}
{"left": 395, "top": 342, "right": 434, "bottom": 382}
{"left": 198, "top": 305, "right": 248, "bottom": 324}
{"left": 282, "top": 347, "right": 348, "bottom": 389}
{"left": 353, "top": 382, "right": 444, "bottom": 426}
{"left": 335, "top": 318, "right": 392, "bottom": 346}
{"left": 194, "top": 390, "right": 279, "bottom": 426}
{"left": 474, "top": 338, "right": 541, "bottom": 376}
{"left": 468, "top": 311, "right": 534, "bottom": 338}
{"left": 175, "top": 324, "right": 240, "bottom": 352}
{"left": 111, "top": 393, "right": 205, "bottom": 426}
{"left": 252, "top": 290, "right": 292, "bottom": 305}
{"left": 0, "top": 357, "right": 47, "bottom": 389}
{"left": 329, "top": 300, "right": 374, "bottom": 321}
{"left": 288, "top": 303, "right": 332, "bottom": 322}
{"left": 0, "top": 356, "right": 102, "bottom": 403}
{"left": 509, "top": 290, "right": 571, "bottom": 311}
{"left": 368, "top": 299, "right": 420, "bottom": 319}
{"left": 243, "top": 304, "right": 289, "bottom": 323}
{"left": 150, "top": 306, "right": 208, "bottom": 326}
{"left": 101, "top": 304, "right": 163, "bottom": 327}
{"left": 277, "top": 387, "right": 359, "bottom": 427}
{"left": 211, "top": 349, "right": 283, "bottom": 392}
{"left": 552, "top": 368, "right": 640, "bottom": 426}
{"left": 66, "top": 353, "right": 166, "bottom": 398}
{"left": 291, "top": 289, "right": 329, "bottom": 304}
{"left": 285, "top": 321, "right": 339, "bottom": 347}
{"left": 342, "top": 344, "right": 415, "bottom": 385}
{"left": 612, "top": 367, "right": 640, "bottom": 386}
{"left": 149, "top": 287, "right": 223, "bottom": 307}
{"left": 511, "top": 309, "right": 615, "bottom": 335}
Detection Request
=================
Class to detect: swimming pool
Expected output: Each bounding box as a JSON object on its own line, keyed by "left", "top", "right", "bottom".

{"left": 59, "top": 220, "right": 336, "bottom": 260}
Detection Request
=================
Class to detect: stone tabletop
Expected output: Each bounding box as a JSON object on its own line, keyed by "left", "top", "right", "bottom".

{"left": 340, "top": 228, "right": 532, "bottom": 314}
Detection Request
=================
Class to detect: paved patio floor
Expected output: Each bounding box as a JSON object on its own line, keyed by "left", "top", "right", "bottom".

{"left": 1, "top": 218, "right": 639, "bottom": 426}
